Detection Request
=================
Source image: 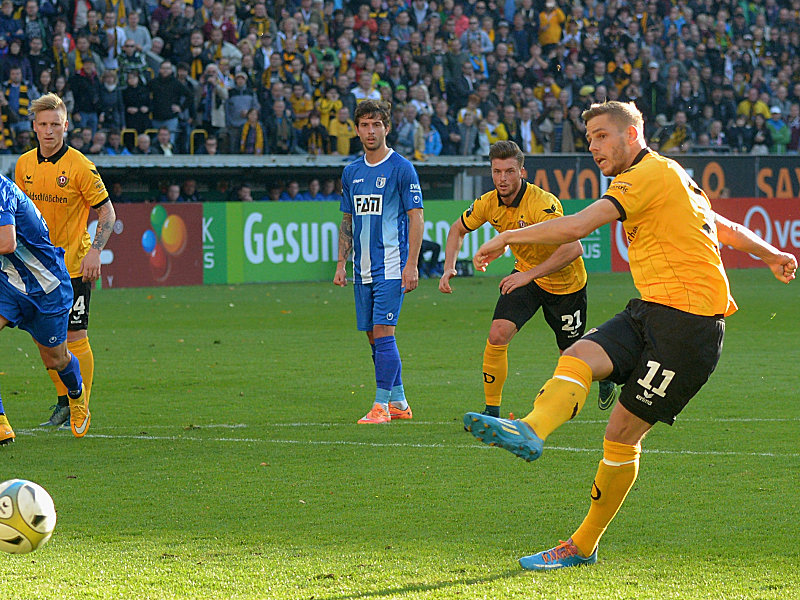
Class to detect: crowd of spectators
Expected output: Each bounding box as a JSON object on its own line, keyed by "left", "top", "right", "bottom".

{"left": 1, "top": 0, "right": 800, "bottom": 161}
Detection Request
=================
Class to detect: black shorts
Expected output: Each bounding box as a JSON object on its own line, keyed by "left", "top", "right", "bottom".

{"left": 67, "top": 277, "right": 92, "bottom": 331}
{"left": 493, "top": 274, "right": 587, "bottom": 351}
{"left": 583, "top": 298, "right": 725, "bottom": 425}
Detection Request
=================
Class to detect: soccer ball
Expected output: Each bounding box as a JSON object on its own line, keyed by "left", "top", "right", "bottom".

{"left": 0, "top": 479, "right": 57, "bottom": 554}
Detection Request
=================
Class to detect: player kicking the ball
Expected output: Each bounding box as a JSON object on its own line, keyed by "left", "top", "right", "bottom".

{"left": 463, "top": 101, "right": 797, "bottom": 570}
{"left": 334, "top": 100, "right": 424, "bottom": 424}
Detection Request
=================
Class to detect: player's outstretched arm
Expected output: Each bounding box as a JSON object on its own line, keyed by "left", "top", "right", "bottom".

{"left": 474, "top": 199, "right": 619, "bottom": 271}
{"left": 402, "top": 208, "right": 424, "bottom": 293}
{"left": 499, "top": 240, "right": 583, "bottom": 295}
{"left": 334, "top": 213, "right": 353, "bottom": 287}
{"left": 715, "top": 213, "right": 797, "bottom": 284}
{"left": 81, "top": 201, "right": 116, "bottom": 282}
{"left": 439, "top": 218, "right": 470, "bottom": 294}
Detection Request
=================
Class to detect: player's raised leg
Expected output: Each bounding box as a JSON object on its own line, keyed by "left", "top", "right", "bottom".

{"left": 464, "top": 339, "right": 610, "bottom": 459}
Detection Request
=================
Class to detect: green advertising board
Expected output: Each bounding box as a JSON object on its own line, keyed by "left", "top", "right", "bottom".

{"left": 202, "top": 199, "right": 611, "bottom": 284}
{"left": 202, "top": 202, "right": 228, "bottom": 284}
{"left": 562, "top": 198, "right": 611, "bottom": 273}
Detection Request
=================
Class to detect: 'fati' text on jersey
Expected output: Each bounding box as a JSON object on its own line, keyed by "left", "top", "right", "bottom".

{"left": 340, "top": 150, "right": 423, "bottom": 283}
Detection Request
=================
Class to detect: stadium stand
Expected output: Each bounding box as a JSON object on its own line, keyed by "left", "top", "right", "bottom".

{"left": 0, "top": 0, "right": 798, "bottom": 170}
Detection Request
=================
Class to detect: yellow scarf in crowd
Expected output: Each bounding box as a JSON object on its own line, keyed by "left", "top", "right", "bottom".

{"left": 191, "top": 57, "right": 205, "bottom": 79}
{"left": 240, "top": 121, "right": 265, "bottom": 154}
{"left": 106, "top": 0, "right": 126, "bottom": 27}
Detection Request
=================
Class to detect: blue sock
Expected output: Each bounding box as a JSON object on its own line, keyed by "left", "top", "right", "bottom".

{"left": 57, "top": 353, "right": 84, "bottom": 399}
{"left": 0, "top": 391, "right": 4, "bottom": 414}
{"left": 374, "top": 336, "right": 400, "bottom": 408}
{"left": 390, "top": 386, "right": 408, "bottom": 409}
{"left": 388, "top": 343, "right": 408, "bottom": 408}
{"left": 390, "top": 367, "right": 407, "bottom": 408}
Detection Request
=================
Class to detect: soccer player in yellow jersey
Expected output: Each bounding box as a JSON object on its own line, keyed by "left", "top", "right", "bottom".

{"left": 16, "top": 93, "right": 117, "bottom": 429}
{"left": 464, "top": 101, "right": 797, "bottom": 570}
{"left": 439, "top": 140, "right": 601, "bottom": 418}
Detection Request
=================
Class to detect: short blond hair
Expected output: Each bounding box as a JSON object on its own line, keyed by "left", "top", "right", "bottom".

{"left": 31, "top": 92, "right": 67, "bottom": 117}
{"left": 582, "top": 101, "right": 644, "bottom": 132}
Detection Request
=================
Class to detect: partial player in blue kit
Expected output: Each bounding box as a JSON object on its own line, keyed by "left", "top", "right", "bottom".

{"left": 334, "top": 99, "right": 424, "bottom": 424}
{"left": 0, "top": 174, "right": 89, "bottom": 444}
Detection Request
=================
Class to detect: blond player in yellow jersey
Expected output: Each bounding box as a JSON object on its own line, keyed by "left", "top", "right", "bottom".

{"left": 464, "top": 101, "right": 797, "bottom": 570}
{"left": 16, "top": 93, "right": 116, "bottom": 429}
{"left": 438, "top": 141, "right": 617, "bottom": 418}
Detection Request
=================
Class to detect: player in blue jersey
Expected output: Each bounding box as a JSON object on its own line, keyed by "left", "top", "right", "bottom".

{"left": 0, "top": 174, "right": 89, "bottom": 444}
{"left": 334, "top": 99, "right": 424, "bottom": 424}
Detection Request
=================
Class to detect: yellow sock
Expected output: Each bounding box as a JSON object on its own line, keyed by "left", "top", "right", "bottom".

{"left": 482, "top": 341, "right": 508, "bottom": 407}
{"left": 48, "top": 368, "right": 68, "bottom": 397}
{"left": 571, "top": 438, "right": 640, "bottom": 557}
{"left": 521, "top": 355, "right": 592, "bottom": 440}
{"left": 68, "top": 338, "right": 94, "bottom": 401}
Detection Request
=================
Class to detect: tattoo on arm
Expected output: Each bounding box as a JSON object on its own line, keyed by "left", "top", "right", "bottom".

{"left": 338, "top": 216, "right": 353, "bottom": 261}
{"left": 92, "top": 202, "right": 117, "bottom": 251}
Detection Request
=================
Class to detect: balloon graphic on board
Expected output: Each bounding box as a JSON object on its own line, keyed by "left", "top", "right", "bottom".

{"left": 149, "top": 241, "right": 170, "bottom": 281}
{"left": 161, "top": 214, "right": 187, "bottom": 256}
{"left": 150, "top": 205, "right": 168, "bottom": 236}
{"left": 141, "top": 229, "right": 157, "bottom": 254}
{"left": 141, "top": 205, "right": 189, "bottom": 282}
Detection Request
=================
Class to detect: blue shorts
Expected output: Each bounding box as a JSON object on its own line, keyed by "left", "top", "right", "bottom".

{"left": 354, "top": 279, "right": 405, "bottom": 331}
{"left": 0, "top": 286, "right": 70, "bottom": 348}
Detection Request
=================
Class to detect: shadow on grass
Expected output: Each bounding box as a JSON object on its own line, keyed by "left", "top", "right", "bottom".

{"left": 319, "top": 568, "right": 523, "bottom": 600}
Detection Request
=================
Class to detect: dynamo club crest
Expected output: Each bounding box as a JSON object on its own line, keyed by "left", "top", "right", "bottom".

{"left": 376, "top": 177, "right": 386, "bottom": 189}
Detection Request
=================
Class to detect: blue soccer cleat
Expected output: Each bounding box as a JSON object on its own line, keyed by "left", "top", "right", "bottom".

{"left": 519, "top": 538, "right": 598, "bottom": 571}
{"left": 462, "top": 412, "right": 543, "bottom": 462}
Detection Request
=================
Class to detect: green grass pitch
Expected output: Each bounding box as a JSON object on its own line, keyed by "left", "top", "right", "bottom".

{"left": 0, "top": 270, "right": 797, "bottom": 599}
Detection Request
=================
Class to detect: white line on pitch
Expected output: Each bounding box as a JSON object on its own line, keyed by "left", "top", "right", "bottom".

{"left": 16, "top": 430, "right": 800, "bottom": 458}
{"left": 42, "top": 416, "right": 799, "bottom": 432}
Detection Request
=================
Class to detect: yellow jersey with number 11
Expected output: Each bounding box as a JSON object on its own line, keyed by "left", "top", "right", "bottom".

{"left": 602, "top": 149, "right": 737, "bottom": 317}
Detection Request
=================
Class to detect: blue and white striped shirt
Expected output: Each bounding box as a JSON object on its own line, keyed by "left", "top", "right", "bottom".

{"left": 340, "top": 150, "right": 423, "bottom": 284}
{"left": 0, "top": 174, "right": 71, "bottom": 310}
